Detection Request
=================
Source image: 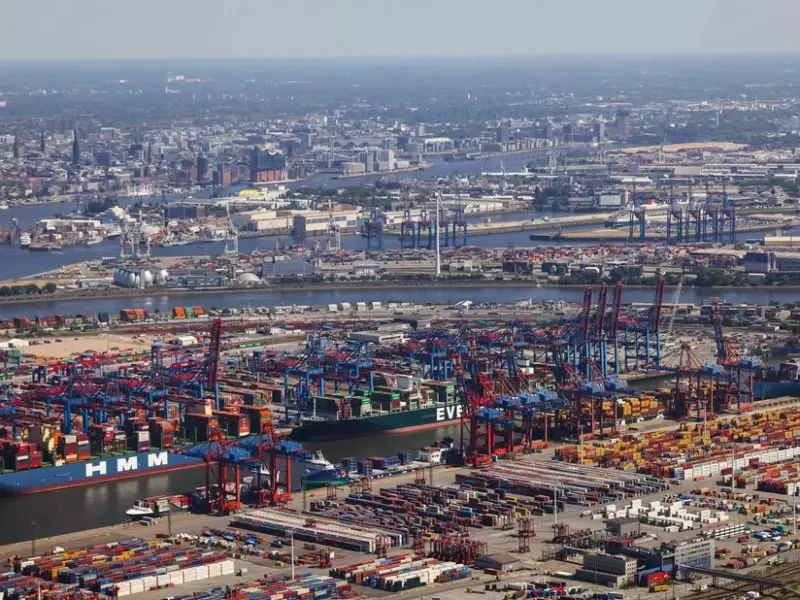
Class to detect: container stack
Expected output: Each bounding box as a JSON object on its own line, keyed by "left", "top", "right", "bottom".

{"left": 58, "top": 434, "right": 78, "bottom": 463}
{"left": 0, "top": 572, "right": 72, "bottom": 599}
{"left": 556, "top": 407, "right": 800, "bottom": 483}
{"left": 372, "top": 455, "right": 400, "bottom": 470}
{"left": 170, "top": 573, "right": 353, "bottom": 600}
{"left": 149, "top": 419, "right": 174, "bottom": 448}
{"left": 89, "top": 424, "right": 119, "bottom": 453}
{"left": 2, "top": 441, "right": 43, "bottom": 471}
{"left": 13, "top": 539, "right": 230, "bottom": 597}
{"left": 457, "top": 458, "right": 665, "bottom": 505}
{"left": 398, "top": 451, "right": 414, "bottom": 465}
{"left": 311, "top": 482, "right": 535, "bottom": 532}
{"left": 331, "top": 554, "right": 471, "bottom": 591}
{"left": 342, "top": 457, "right": 358, "bottom": 473}
{"left": 77, "top": 433, "right": 91, "bottom": 461}
{"left": 232, "top": 508, "right": 406, "bottom": 552}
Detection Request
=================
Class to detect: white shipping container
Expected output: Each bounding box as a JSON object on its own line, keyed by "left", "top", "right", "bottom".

{"left": 183, "top": 567, "right": 197, "bottom": 582}
{"left": 195, "top": 566, "right": 209, "bottom": 580}
{"left": 156, "top": 574, "right": 170, "bottom": 587}
{"left": 116, "top": 582, "right": 131, "bottom": 597}
{"left": 141, "top": 576, "right": 156, "bottom": 590}
{"left": 221, "top": 560, "right": 235, "bottom": 575}
{"left": 129, "top": 581, "right": 145, "bottom": 594}
{"left": 209, "top": 562, "right": 222, "bottom": 577}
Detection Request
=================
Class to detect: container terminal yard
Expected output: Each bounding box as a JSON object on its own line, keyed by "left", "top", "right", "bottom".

{"left": 12, "top": 30, "right": 800, "bottom": 600}
{"left": 3, "top": 281, "right": 800, "bottom": 600}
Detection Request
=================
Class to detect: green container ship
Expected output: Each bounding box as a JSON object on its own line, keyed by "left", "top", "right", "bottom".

{"left": 289, "top": 382, "right": 463, "bottom": 441}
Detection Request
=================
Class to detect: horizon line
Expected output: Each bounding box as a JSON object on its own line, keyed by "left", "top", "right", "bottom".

{"left": 1, "top": 50, "right": 800, "bottom": 64}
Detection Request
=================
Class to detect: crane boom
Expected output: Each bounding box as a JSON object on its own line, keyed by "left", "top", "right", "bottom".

{"left": 609, "top": 281, "right": 623, "bottom": 340}
{"left": 206, "top": 318, "right": 222, "bottom": 392}
{"left": 595, "top": 282, "right": 608, "bottom": 339}
{"left": 580, "top": 285, "right": 594, "bottom": 344}
{"left": 650, "top": 276, "right": 665, "bottom": 334}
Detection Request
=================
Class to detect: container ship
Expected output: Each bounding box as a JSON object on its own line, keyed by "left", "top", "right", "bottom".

{"left": 752, "top": 358, "right": 800, "bottom": 400}
{"left": 289, "top": 377, "right": 462, "bottom": 441}
{"left": 0, "top": 421, "right": 204, "bottom": 496}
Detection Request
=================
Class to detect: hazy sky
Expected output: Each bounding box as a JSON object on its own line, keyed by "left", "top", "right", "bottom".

{"left": 3, "top": 0, "right": 800, "bottom": 61}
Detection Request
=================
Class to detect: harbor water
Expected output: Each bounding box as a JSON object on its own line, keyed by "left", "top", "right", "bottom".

{"left": 0, "top": 424, "right": 460, "bottom": 545}
{"left": 0, "top": 285, "right": 789, "bottom": 321}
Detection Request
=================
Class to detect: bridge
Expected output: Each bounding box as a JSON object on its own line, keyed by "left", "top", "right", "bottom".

{"left": 680, "top": 563, "right": 800, "bottom": 600}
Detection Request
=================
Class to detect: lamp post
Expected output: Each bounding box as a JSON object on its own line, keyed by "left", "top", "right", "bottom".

{"left": 30, "top": 520, "right": 37, "bottom": 557}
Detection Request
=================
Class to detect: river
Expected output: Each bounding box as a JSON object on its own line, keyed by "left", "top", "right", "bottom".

{"left": 0, "top": 423, "right": 461, "bottom": 545}
{"left": 0, "top": 284, "right": 786, "bottom": 321}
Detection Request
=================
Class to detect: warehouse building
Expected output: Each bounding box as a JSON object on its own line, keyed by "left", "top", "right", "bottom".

{"left": 472, "top": 553, "right": 521, "bottom": 573}
{"left": 292, "top": 210, "right": 359, "bottom": 235}
{"left": 230, "top": 209, "right": 295, "bottom": 232}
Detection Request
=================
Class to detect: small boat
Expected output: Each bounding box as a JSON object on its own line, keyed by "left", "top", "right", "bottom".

{"left": 86, "top": 232, "right": 104, "bottom": 245}
{"left": 0, "top": 203, "right": 8, "bottom": 211}
{"left": 105, "top": 224, "right": 122, "bottom": 238}
{"left": 19, "top": 232, "right": 31, "bottom": 247}
{"left": 126, "top": 494, "right": 191, "bottom": 519}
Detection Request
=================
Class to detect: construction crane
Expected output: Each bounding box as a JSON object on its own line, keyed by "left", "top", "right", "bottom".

{"left": 206, "top": 318, "right": 223, "bottom": 407}
{"left": 326, "top": 199, "right": 341, "bottom": 252}
{"left": 224, "top": 204, "right": 239, "bottom": 256}
{"left": 608, "top": 281, "right": 623, "bottom": 375}
{"left": 592, "top": 283, "right": 609, "bottom": 377}
{"left": 255, "top": 422, "right": 293, "bottom": 507}
{"left": 579, "top": 285, "right": 594, "bottom": 378}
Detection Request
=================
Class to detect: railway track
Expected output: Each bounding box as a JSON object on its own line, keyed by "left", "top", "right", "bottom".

{"left": 692, "top": 556, "right": 800, "bottom": 600}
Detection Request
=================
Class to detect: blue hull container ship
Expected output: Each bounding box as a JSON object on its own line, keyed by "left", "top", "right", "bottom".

{"left": 0, "top": 450, "right": 204, "bottom": 496}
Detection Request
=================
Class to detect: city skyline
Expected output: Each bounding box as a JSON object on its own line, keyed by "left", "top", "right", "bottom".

{"left": 2, "top": 0, "right": 800, "bottom": 61}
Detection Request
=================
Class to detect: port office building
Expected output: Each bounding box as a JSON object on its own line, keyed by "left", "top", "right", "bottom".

{"left": 604, "top": 538, "right": 714, "bottom": 580}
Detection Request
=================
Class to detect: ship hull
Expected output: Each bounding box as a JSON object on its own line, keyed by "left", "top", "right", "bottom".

{"left": 303, "top": 472, "right": 350, "bottom": 489}
{"left": 754, "top": 380, "right": 800, "bottom": 401}
{"left": 290, "top": 404, "right": 462, "bottom": 442}
{"left": 0, "top": 450, "right": 203, "bottom": 496}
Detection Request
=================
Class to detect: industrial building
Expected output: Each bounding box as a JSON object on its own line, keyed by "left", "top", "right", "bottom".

{"left": 292, "top": 210, "right": 359, "bottom": 235}
{"left": 606, "top": 517, "right": 641, "bottom": 538}
{"left": 670, "top": 539, "right": 714, "bottom": 578}
{"left": 745, "top": 251, "right": 800, "bottom": 273}
{"left": 260, "top": 258, "right": 314, "bottom": 278}
{"left": 576, "top": 553, "right": 637, "bottom": 587}
{"left": 166, "top": 204, "right": 206, "bottom": 220}
{"left": 605, "top": 537, "right": 715, "bottom": 580}
{"left": 472, "top": 553, "right": 521, "bottom": 574}
{"left": 230, "top": 209, "right": 295, "bottom": 232}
